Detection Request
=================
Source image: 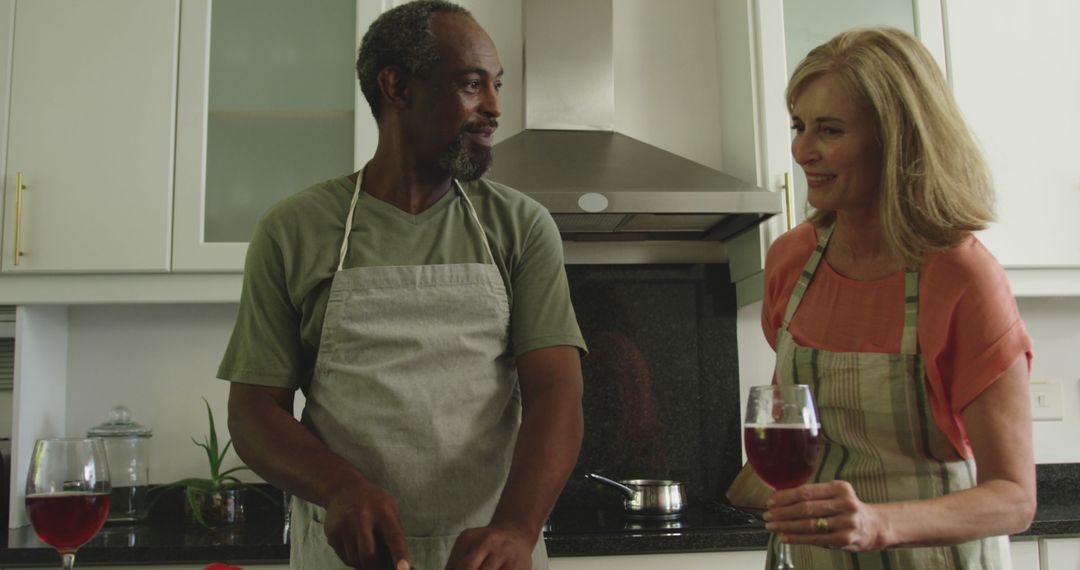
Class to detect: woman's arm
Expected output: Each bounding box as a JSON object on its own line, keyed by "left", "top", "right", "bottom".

{"left": 763, "top": 354, "right": 1036, "bottom": 550}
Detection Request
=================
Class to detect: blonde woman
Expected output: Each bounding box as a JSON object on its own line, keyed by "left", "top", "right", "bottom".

{"left": 760, "top": 27, "right": 1035, "bottom": 568}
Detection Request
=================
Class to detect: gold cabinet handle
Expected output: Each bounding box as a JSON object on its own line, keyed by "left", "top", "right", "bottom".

{"left": 783, "top": 171, "right": 796, "bottom": 231}
{"left": 13, "top": 171, "right": 25, "bottom": 266}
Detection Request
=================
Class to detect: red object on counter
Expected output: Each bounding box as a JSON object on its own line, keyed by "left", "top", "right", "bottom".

{"left": 203, "top": 564, "right": 243, "bottom": 570}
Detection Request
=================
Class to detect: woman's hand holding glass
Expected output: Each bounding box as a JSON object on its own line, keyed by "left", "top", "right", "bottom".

{"left": 763, "top": 478, "right": 888, "bottom": 552}
{"left": 744, "top": 384, "right": 822, "bottom": 569}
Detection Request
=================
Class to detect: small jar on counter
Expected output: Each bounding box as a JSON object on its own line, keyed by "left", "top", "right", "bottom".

{"left": 87, "top": 405, "right": 153, "bottom": 523}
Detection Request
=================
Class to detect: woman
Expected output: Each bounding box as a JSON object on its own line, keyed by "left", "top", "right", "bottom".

{"left": 760, "top": 27, "right": 1035, "bottom": 568}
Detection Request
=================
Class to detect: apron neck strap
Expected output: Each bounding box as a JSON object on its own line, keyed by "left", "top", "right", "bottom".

{"left": 454, "top": 179, "right": 497, "bottom": 266}
{"left": 781, "top": 224, "right": 834, "bottom": 330}
{"left": 337, "top": 172, "right": 365, "bottom": 272}
{"left": 900, "top": 266, "right": 920, "bottom": 355}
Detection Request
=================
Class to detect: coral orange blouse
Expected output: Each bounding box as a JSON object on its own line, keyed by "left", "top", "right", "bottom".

{"left": 762, "top": 223, "right": 1033, "bottom": 457}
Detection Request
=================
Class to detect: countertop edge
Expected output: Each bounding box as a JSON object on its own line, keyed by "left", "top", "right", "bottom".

{"left": 5, "top": 523, "right": 1080, "bottom": 565}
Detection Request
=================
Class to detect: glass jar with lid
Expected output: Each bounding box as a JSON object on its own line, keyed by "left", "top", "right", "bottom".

{"left": 87, "top": 405, "right": 152, "bottom": 523}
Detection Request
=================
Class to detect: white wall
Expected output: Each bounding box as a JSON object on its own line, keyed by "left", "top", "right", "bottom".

{"left": 1016, "top": 297, "right": 1080, "bottom": 463}
{"left": 62, "top": 304, "right": 256, "bottom": 484}
{"left": 737, "top": 297, "right": 1080, "bottom": 464}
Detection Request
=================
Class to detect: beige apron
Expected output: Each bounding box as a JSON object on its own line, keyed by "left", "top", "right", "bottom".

{"left": 768, "top": 224, "right": 1010, "bottom": 569}
{"left": 290, "top": 175, "right": 547, "bottom": 570}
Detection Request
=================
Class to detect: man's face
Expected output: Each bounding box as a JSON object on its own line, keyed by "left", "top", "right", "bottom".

{"left": 407, "top": 13, "right": 503, "bottom": 181}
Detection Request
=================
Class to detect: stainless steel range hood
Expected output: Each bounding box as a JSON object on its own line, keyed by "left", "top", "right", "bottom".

{"left": 484, "top": 0, "right": 781, "bottom": 242}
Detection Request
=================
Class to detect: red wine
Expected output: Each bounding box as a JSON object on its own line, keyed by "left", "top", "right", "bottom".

{"left": 744, "top": 424, "right": 822, "bottom": 489}
{"left": 26, "top": 492, "right": 111, "bottom": 551}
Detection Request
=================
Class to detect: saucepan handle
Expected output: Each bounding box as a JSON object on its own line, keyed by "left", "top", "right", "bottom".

{"left": 585, "top": 472, "right": 637, "bottom": 498}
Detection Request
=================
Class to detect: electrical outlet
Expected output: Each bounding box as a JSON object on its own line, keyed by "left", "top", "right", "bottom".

{"left": 1030, "top": 380, "right": 1063, "bottom": 421}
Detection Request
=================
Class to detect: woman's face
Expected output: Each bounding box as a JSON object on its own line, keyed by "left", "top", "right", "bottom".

{"left": 790, "top": 74, "right": 882, "bottom": 215}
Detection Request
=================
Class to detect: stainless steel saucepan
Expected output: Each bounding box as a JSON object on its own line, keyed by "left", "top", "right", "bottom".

{"left": 585, "top": 472, "right": 688, "bottom": 517}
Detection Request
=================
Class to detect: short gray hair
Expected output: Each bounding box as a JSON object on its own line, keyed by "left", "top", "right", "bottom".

{"left": 356, "top": 0, "right": 471, "bottom": 121}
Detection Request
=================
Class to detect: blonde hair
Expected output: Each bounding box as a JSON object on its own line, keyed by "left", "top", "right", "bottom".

{"left": 787, "top": 27, "right": 994, "bottom": 264}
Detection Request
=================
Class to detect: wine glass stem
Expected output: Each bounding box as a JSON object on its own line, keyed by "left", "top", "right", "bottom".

{"left": 61, "top": 552, "right": 76, "bottom": 570}
{"left": 777, "top": 541, "right": 795, "bottom": 569}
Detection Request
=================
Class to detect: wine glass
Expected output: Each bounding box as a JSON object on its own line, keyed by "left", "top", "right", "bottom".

{"left": 25, "top": 438, "right": 112, "bottom": 570}
{"left": 743, "top": 384, "right": 822, "bottom": 570}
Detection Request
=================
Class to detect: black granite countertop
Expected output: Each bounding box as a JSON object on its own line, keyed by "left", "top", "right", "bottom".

{"left": 2, "top": 464, "right": 1078, "bottom": 566}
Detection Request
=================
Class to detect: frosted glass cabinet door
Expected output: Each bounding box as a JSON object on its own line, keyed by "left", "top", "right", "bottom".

{"left": 173, "top": 0, "right": 358, "bottom": 271}
{"left": 1, "top": 0, "right": 179, "bottom": 273}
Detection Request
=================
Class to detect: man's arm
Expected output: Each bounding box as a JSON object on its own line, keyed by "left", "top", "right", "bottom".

{"left": 445, "top": 345, "right": 584, "bottom": 569}
{"left": 228, "top": 383, "right": 412, "bottom": 570}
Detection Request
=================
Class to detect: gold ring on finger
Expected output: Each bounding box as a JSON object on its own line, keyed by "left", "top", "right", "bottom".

{"left": 815, "top": 516, "right": 830, "bottom": 534}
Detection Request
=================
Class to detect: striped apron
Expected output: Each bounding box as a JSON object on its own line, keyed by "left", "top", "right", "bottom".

{"left": 767, "top": 224, "right": 1009, "bottom": 569}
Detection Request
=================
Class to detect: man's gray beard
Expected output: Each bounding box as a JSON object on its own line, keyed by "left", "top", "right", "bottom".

{"left": 437, "top": 134, "right": 493, "bottom": 182}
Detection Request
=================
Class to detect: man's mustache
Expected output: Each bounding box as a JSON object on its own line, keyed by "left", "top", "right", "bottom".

{"left": 464, "top": 118, "right": 499, "bottom": 133}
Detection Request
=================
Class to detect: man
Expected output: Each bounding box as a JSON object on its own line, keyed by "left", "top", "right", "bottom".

{"left": 217, "top": 2, "right": 586, "bottom": 569}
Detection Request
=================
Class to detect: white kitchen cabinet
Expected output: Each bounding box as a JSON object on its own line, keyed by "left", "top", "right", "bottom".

{"left": 1012, "top": 538, "right": 1041, "bottom": 570}
{"left": 172, "top": 0, "right": 358, "bottom": 271}
{"left": 0, "top": 0, "right": 178, "bottom": 273}
{"left": 1042, "top": 537, "right": 1080, "bottom": 570}
{"left": 946, "top": 0, "right": 1080, "bottom": 295}
{"left": 550, "top": 550, "right": 766, "bottom": 570}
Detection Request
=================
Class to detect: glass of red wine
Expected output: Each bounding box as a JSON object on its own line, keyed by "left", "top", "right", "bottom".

{"left": 25, "top": 438, "right": 112, "bottom": 570}
{"left": 744, "top": 384, "right": 822, "bottom": 570}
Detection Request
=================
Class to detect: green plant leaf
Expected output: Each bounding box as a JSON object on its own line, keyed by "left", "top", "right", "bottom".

{"left": 218, "top": 465, "right": 251, "bottom": 479}
{"left": 218, "top": 439, "right": 235, "bottom": 469}
{"left": 192, "top": 437, "right": 217, "bottom": 475}
{"left": 220, "top": 475, "right": 246, "bottom": 487}
{"left": 185, "top": 486, "right": 212, "bottom": 529}
{"left": 203, "top": 397, "right": 221, "bottom": 478}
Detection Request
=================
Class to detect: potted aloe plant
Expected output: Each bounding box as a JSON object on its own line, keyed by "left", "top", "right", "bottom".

{"left": 168, "top": 397, "right": 269, "bottom": 528}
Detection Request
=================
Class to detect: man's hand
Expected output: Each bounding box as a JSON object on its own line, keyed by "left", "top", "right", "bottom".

{"left": 444, "top": 524, "right": 535, "bottom": 570}
{"left": 322, "top": 482, "right": 412, "bottom": 570}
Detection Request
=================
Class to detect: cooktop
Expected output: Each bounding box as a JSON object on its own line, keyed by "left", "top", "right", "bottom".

{"left": 544, "top": 501, "right": 763, "bottom": 535}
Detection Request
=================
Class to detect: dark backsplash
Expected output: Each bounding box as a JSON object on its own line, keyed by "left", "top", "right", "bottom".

{"left": 560, "top": 264, "right": 743, "bottom": 510}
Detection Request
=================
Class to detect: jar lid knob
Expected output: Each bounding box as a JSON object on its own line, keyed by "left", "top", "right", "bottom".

{"left": 109, "top": 405, "right": 132, "bottom": 423}
{"left": 87, "top": 404, "right": 153, "bottom": 437}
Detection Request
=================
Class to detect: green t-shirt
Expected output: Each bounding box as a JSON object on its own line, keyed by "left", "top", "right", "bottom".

{"left": 218, "top": 174, "right": 586, "bottom": 391}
